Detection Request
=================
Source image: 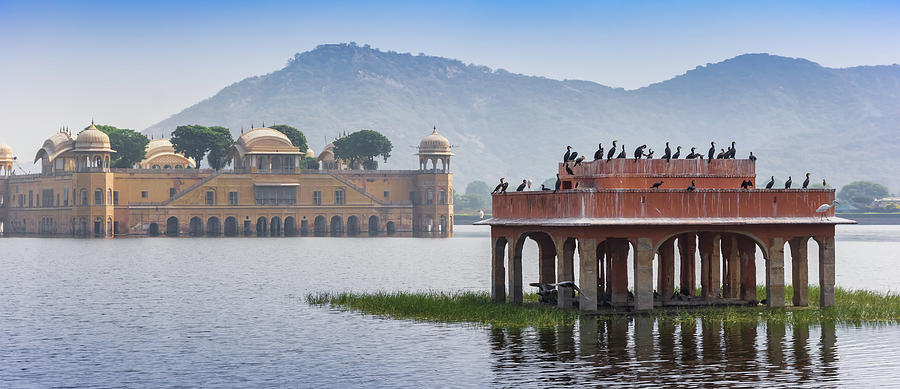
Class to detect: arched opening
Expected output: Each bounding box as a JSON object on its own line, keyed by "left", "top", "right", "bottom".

{"left": 346, "top": 216, "right": 360, "bottom": 236}
{"left": 300, "top": 219, "right": 309, "bottom": 236}
{"left": 330, "top": 216, "right": 343, "bottom": 236}
{"left": 492, "top": 236, "right": 508, "bottom": 302}
{"left": 368, "top": 215, "right": 379, "bottom": 236}
{"left": 149, "top": 223, "right": 159, "bottom": 236}
{"left": 512, "top": 231, "right": 558, "bottom": 305}
{"left": 437, "top": 158, "right": 445, "bottom": 172}
{"left": 166, "top": 217, "right": 179, "bottom": 236}
{"left": 425, "top": 216, "right": 433, "bottom": 233}
{"left": 314, "top": 216, "right": 327, "bottom": 236}
{"left": 243, "top": 219, "right": 253, "bottom": 236}
{"left": 189, "top": 217, "right": 203, "bottom": 236}
{"left": 386, "top": 221, "right": 396, "bottom": 235}
{"left": 270, "top": 216, "right": 282, "bottom": 237}
{"left": 256, "top": 216, "right": 268, "bottom": 237}
{"left": 439, "top": 216, "right": 447, "bottom": 234}
{"left": 271, "top": 156, "right": 282, "bottom": 173}
{"left": 224, "top": 216, "right": 238, "bottom": 237}
{"left": 284, "top": 216, "right": 297, "bottom": 237}
{"left": 206, "top": 216, "right": 221, "bottom": 236}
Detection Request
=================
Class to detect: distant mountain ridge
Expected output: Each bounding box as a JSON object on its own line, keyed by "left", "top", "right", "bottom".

{"left": 145, "top": 43, "right": 900, "bottom": 190}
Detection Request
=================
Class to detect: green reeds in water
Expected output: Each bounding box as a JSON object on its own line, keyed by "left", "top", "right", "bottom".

{"left": 306, "top": 286, "right": 900, "bottom": 328}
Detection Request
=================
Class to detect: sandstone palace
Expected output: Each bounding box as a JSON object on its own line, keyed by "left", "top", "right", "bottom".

{"left": 0, "top": 125, "right": 454, "bottom": 237}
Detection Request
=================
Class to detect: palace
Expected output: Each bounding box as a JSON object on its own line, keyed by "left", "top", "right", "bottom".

{"left": 0, "top": 125, "right": 454, "bottom": 237}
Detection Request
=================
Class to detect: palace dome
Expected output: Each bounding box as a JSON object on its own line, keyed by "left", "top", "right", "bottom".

{"left": 74, "top": 124, "right": 113, "bottom": 152}
{"left": 34, "top": 131, "right": 75, "bottom": 163}
{"left": 418, "top": 127, "right": 453, "bottom": 155}
{"left": 0, "top": 142, "right": 13, "bottom": 161}
{"left": 230, "top": 127, "right": 301, "bottom": 158}
{"left": 305, "top": 147, "right": 315, "bottom": 158}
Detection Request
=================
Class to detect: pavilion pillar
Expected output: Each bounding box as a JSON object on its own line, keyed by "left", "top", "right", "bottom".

{"left": 721, "top": 233, "right": 740, "bottom": 298}
{"left": 790, "top": 237, "right": 810, "bottom": 307}
{"left": 634, "top": 237, "right": 654, "bottom": 311}
{"left": 556, "top": 237, "right": 576, "bottom": 309}
{"left": 766, "top": 237, "right": 786, "bottom": 308}
{"left": 818, "top": 236, "right": 836, "bottom": 307}
{"left": 597, "top": 241, "right": 607, "bottom": 301}
{"left": 507, "top": 240, "right": 523, "bottom": 304}
{"left": 678, "top": 234, "right": 696, "bottom": 297}
{"left": 738, "top": 235, "right": 757, "bottom": 302}
{"left": 657, "top": 237, "right": 676, "bottom": 302}
{"left": 578, "top": 238, "right": 599, "bottom": 312}
{"left": 491, "top": 236, "right": 506, "bottom": 303}
{"left": 538, "top": 236, "right": 556, "bottom": 284}
{"left": 608, "top": 238, "right": 630, "bottom": 306}
{"left": 698, "top": 232, "right": 721, "bottom": 299}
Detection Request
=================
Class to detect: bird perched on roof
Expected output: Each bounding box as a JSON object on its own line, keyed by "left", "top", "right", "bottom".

{"left": 593, "top": 143, "right": 604, "bottom": 161}
{"left": 554, "top": 174, "right": 561, "bottom": 193}
{"left": 686, "top": 147, "right": 699, "bottom": 159}
{"left": 749, "top": 152, "right": 757, "bottom": 161}
{"left": 565, "top": 163, "right": 574, "bottom": 175}
{"left": 644, "top": 149, "right": 654, "bottom": 159}
{"left": 516, "top": 179, "right": 527, "bottom": 192}
{"left": 541, "top": 184, "right": 552, "bottom": 191}
{"left": 616, "top": 145, "right": 627, "bottom": 159}
{"left": 687, "top": 180, "right": 696, "bottom": 192}
{"left": 651, "top": 181, "right": 664, "bottom": 189}
{"left": 802, "top": 173, "right": 810, "bottom": 189}
{"left": 607, "top": 140, "right": 618, "bottom": 161}
{"left": 633, "top": 145, "right": 646, "bottom": 161}
{"left": 568, "top": 151, "right": 578, "bottom": 162}
{"left": 708, "top": 142, "right": 716, "bottom": 162}
{"left": 563, "top": 146, "right": 572, "bottom": 164}
{"left": 784, "top": 176, "right": 792, "bottom": 189}
{"left": 822, "top": 178, "right": 827, "bottom": 187}
{"left": 765, "top": 176, "right": 775, "bottom": 189}
{"left": 672, "top": 146, "right": 682, "bottom": 159}
{"left": 501, "top": 180, "right": 509, "bottom": 193}
{"left": 716, "top": 148, "right": 726, "bottom": 159}
{"left": 726, "top": 141, "right": 736, "bottom": 159}
{"left": 573, "top": 155, "right": 585, "bottom": 167}
{"left": 741, "top": 180, "right": 754, "bottom": 189}
{"left": 816, "top": 201, "right": 839, "bottom": 218}
{"left": 663, "top": 142, "right": 672, "bottom": 162}
{"left": 492, "top": 178, "right": 505, "bottom": 194}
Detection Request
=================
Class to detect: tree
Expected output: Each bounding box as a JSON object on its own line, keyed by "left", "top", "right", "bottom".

{"left": 206, "top": 126, "right": 234, "bottom": 171}
{"left": 838, "top": 181, "right": 890, "bottom": 208}
{"left": 301, "top": 156, "right": 319, "bottom": 170}
{"left": 333, "top": 130, "right": 392, "bottom": 169}
{"left": 93, "top": 125, "right": 149, "bottom": 168}
{"left": 465, "top": 180, "right": 491, "bottom": 197}
{"left": 269, "top": 124, "right": 308, "bottom": 152}
{"left": 171, "top": 125, "right": 211, "bottom": 169}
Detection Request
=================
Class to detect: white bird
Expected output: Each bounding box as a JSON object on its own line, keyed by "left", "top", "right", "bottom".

{"left": 815, "top": 200, "right": 839, "bottom": 218}
{"left": 478, "top": 209, "right": 484, "bottom": 219}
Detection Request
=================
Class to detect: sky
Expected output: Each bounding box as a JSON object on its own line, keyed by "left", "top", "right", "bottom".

{"left": 1, "top": 0, "right": 899, "bottom": 172}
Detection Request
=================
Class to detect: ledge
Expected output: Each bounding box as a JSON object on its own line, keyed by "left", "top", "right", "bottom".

{"left": 474, "top": 216, "right": 857, "bottom": 227}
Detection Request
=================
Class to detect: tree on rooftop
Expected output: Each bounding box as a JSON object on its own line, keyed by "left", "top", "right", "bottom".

{"left": 206, "top": 126, "right": 234, "bottom": 171}
{"left": 269, "top": 124, "right": 308, "bottom": 152}
{"left": 171, "top": 125, "right": 212, "bottom": 169}
{"left": 332, "top": 130, "right": 392, "bottom": 170}
{"left": 93, "top": 125, "right": 149, "bottom": 168}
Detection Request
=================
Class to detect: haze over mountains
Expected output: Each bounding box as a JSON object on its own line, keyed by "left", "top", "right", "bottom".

{"left": 146, "top": 43, "right": 900, "bottom": 190}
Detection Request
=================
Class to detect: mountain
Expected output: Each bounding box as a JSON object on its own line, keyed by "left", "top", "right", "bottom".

{"left": 145, "top": 43, "right": 900, "bottom": 191}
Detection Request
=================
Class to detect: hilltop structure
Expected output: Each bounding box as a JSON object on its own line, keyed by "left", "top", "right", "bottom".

{"left": 477, "top": 157, "right": 853, "bottom": 310}
{"left": 0, "top": 125, "right": 453, "bottom": 238}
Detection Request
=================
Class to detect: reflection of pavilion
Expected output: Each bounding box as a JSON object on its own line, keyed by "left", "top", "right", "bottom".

{"left": 478, "top": 159, "right": 854, "bottom": 310}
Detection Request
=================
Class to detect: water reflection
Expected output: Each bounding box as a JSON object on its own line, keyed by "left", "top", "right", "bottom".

{"left": 488, "top": 318, "right": 839, "bottom": 386}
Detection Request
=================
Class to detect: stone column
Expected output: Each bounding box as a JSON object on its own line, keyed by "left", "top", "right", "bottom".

{"left": 657, "top": 237, "right": 676, "bottom": 302}
{"left": 491, "top": 237, "right": 506, "bottom": 303}
{"left": 738, "top": 235, "right": 757, "bottom": 302}
{"left": 507, "top": 240, "right": 523, "bottom": 304}
{"left": 790, "top": 237, "right": 810, "bottom": 307}
{"left": 698, "top": 232, "right": 721, "bottom": 299}
{"left": 818, "top": 235, "right": 836, "bottom": 307}
{"left": 721, "top": 233, "right": 741, "bottom": 298}
{"left": 634, "top": 237, "right": 654, "bottom": 311}
{"left": 556, "top": 237, "right": 576, "bottom": 308}
{"left": 608, "top": 238, "right": 630, "bottom": 306}
{"left": 678, "top": 233, "right": 696, "bottom": 297}
{"left": 766, "top": 237, "right": 786, "bottom": 308}
{"left": 578, "top": 238, "right": 599, "bottom": 312}
{"left": 538, "top": 236, "right": 557, "bottom": 284}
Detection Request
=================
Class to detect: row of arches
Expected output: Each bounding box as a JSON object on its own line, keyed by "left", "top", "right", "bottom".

{"left": 148, "top": 215, "right": 396, "bottom": 237}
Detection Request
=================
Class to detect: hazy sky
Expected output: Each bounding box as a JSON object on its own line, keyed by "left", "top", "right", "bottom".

{"left": 1, "top": 0, "right": 898, "bottom": 170}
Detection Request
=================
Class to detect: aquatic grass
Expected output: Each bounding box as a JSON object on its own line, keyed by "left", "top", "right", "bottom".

{"left": 307, "top": 286, "right": 900, "bottom": 329}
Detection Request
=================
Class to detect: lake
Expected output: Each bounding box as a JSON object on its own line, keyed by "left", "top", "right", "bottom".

{"left": 1, "top": 224, "right": 899, "bottom": 387}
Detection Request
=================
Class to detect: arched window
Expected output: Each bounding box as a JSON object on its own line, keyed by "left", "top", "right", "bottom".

{"left": 164, "top": 165, "right": 171, "bottom": 169}
{"left": 80, "top": 189, "right": 87, "bottom": 205}
{"left": 107, "top": 189, "right": 112, "bottom": 204}
{"left": 94, "top": 189, "right": 103, "bottom": 205}
{"left": 426, "top": 190, "right": 434, "bottom": 205}
{"left": 152, "top": 165, "right": 160, "bottom": 169}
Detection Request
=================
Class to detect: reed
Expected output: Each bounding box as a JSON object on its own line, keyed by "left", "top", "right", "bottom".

{"left": 306, "top": 286, "right": 900, "bottom": 328}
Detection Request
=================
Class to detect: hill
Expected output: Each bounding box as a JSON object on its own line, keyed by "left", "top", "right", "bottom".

{"left": 145, "top": 43, "right": 900, "bottom": 190}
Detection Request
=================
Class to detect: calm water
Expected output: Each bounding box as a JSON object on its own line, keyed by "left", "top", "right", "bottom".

{"left": 1, "top": 225, "right": 900, "bottom": 387}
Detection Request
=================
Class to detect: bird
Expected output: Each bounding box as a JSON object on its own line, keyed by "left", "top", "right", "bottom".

{"left": 516, "top": 179, "right": 526, "bottom": 192}
{"left": 606, "top": 140, "right": 618, "bottom": 161}
{"left": 479, "top": 209, "right": 484, "bottom": 219}
{"left": 749, "top": 152, "right": 757, "bottom": 161}
{"left": 726, "top": 141, "right": 736, "bottom": 159}
{"left": 501, "top": 181, "right": 509, "bottom": 193}
{"left": 541, "top": 184, "right": 552, "bottom": 191}
{"left": 716, "top": 148, "right": 726, "bottom": 159}
{"left": 651, "top": 181, "right": 664, "bottom": 189}
{"left": 554, "top": 174, "right": 561, "bottom": 192}
{"left": 644, "top": 149, "right": 654, "bottom": 159}
{"left": 672, "top": 146, "right": 682, "bottom": 159}
{"left": 527, "top": 179, "right": 532, "bottom": 189}
{"left": 741, "top": 180, "right": 753, "bottom": 189}
{"left": 802, "top": 173, "right": 810, "bottom": 189}
{"left": 492, "top": 178, "right": 505, "bottom": 194}
{"left": 816, "top": 201, "right": 840, "bottom": 218}
{"left": 565, "top": 163, "right": 574, "bottom": 175}
{"left": 822, "top": 178, "right": 827, "bottom": 187}
{"left": 765, "top": 176, "right": 775, "bottom": 189}
{"left": 633, "top": 145, "right": 646, "bottom": 161}
{"left": 563, "top": 146, "right": 572, "bottom": 164}
{"left": 707, "top": 141, "right": 716, "bottom": 162}
{"left": 784, "top": 176, "right": 792, "bottom": 189}
{"left": 593, "top": 143, "right": 604, "bottom": 160}
{"left": 568, "top": 151, "right": 579, "bottom": 162}
{"left": 686, "top": 147, "right": 698, "bottom": 159}
{"left": 616, "top": 145, "right": 627, "bottom": 159}
{"left": 573, "top": 155, "right": 585, "bottom": 167}
{"left": 687, "top": 180, "right": 696, "bottom": 192}
{"left": 663, "top": 142, "right": 672, "bottom": 161}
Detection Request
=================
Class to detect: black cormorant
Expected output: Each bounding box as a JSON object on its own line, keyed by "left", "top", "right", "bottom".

{"left": 651, "top": 181, "right": 664, "bottom": 189}
{"left": 765, "top": 176, "right": 775, "bottom": 189}
{"left": 554, "top": 174, "right": 561, "bottom": 192}
{"left": 687, "top": 180, "right": 696, "bottom": 192}
{"left": 707, "top": 141, "right": 716, "bottom": 162}
{"left": 607, "top": 140, "right": 618, "bottom": 161}
{"left": 726, "top": 141, "right": 736, "bottom": 159}
{"left": 802, "top": 173, "right": 810, "bottom": 189}
{"left": 663, "top": 142, "right": 671, "bottom": 161}
{"left": 563, "top": 146, "right": 571, "bottom": 164}
{"left": 501, "top": 181, "right": 509, "bottom": 193}
{"left": 633, "top": 145, "right": 646, "bottom": 161}
{"left": 749, "top": 152, "right": 757, "bottom": 161}
{"left": 573, "top": 155, "right": 585, "bottom": 167}
{"left": 593, "top": 143, "right": 603, "bottom": 160}
{"left": 784, "top": 176, "right": 792, "bottom": 189}
{"left": 672, "top": 146, "right": 681, "bottom": 159}
{"left": 492, "top": 178, "right": 505, "bottom": 194}
{"left": 617, "top": 144, "right": 627, "bottom": 159}
{"left": 565, "top": 163, "right": 574, "bottom": 175}
{"left": 516, "top": 179, "right": 527, "bottom": 192}
{"left": 686, "top": 147, "right": 698, "bottom": 159}
{"left": 716, "top": 148, "right": 726, "bottom": 159}
{"left": 568, "top": 151, "right": 578, "bottom": 162}
{"left": 644, "top": 149, "right": 654, "bottom": 159}
{"left": 541, "top": 184, "right": 552, "bottom": 191}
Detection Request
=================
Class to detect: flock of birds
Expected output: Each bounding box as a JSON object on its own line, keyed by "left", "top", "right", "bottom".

{"left": 491, "top": 140, "right": 827, "bottom": 194}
